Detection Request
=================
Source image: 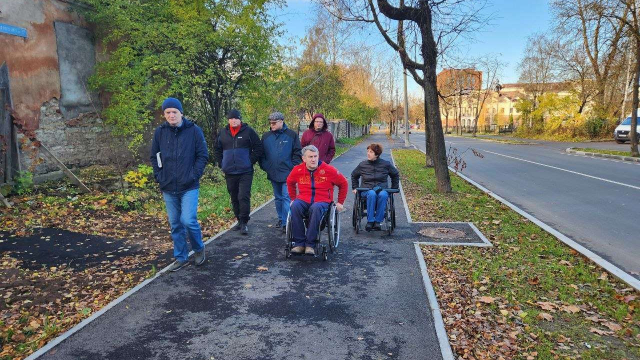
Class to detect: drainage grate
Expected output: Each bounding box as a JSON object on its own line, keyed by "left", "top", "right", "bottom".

{"left": 410, "top": 222, "right": 492, "bottom": 247}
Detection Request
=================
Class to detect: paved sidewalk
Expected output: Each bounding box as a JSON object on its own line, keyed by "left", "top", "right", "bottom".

{"left": 38, "top": 134, "right": 443, "bottom": 360}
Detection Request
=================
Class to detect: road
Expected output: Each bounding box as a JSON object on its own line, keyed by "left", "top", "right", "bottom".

{"left": 409, "top": 133, "right": 640, "bottom": 279}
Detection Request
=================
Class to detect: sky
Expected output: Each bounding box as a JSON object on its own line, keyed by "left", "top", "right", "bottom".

{"left": 269, "top": 0, "right": 554, "bottom": 93}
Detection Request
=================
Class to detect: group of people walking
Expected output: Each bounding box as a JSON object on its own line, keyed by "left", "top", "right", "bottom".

{"left": 150, "top": 97, "right": 397, "bottom": 271}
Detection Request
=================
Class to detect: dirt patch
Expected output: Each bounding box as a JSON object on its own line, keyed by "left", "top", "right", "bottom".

{"left": 418, "top": 227, "right": 466, "bottom": 239}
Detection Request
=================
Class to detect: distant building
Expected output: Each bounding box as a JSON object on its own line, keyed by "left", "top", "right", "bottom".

{"left": 436, "top": 68, "right": 574, "bottom": 132}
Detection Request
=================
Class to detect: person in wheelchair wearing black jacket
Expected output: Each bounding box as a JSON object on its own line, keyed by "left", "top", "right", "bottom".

{"left": 350, "top": 143, "right": 400, "bottom": 231}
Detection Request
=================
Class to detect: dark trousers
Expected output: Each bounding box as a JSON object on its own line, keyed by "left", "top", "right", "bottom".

{"left": 290, "top": 199, "right": 329, "bottom": 247}
{"left": 225, "top": 172, "right": 253, "bottom": 223}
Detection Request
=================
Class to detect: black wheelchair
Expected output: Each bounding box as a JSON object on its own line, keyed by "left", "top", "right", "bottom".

{"left": 284, "top": 202, "right": 341, "bottom": 261}
{"left": 352, "top": 188, "right": 399, "bottom": 235}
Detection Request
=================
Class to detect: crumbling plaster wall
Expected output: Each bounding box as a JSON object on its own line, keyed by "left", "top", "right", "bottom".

{"left": 1, "top": 0, "right": 130, "bottom": 175}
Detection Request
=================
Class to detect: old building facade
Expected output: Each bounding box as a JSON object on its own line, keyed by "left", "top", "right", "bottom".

{"left": 0, "top": 0, "right": 124, "bottom": 180}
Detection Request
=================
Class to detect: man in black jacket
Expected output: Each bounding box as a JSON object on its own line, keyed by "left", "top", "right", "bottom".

{"left": 214, "top": 109, "right": 263, "bottom": 235}
{"left": 351, "top": 143, "right": 400, "bottom": 231}
{"left": 151, "top": 98, "right": 209, "bottom": 272}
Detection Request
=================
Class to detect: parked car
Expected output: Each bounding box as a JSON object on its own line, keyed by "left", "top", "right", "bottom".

{"left": 614, "top": 110, "right": 640, "bottom": 144}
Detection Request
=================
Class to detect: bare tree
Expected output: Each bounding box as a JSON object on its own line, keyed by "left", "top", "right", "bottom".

{"left": 604, "top": 0, "right": 639, "bottom": 156}
{"left": 470, "top": 57, "right": 503, "bottom": 136}
{"left": 319, "top": 0, "right": 489, "bottom": 192}
{"left": 552, "top": 0, "right": 629, "bottom": 116}
{"left": 517, "top": 34, "right": 559, "bottom": 110}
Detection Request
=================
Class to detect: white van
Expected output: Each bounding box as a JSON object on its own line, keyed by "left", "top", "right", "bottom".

{"left": 614, "top": 109, "right": 640, "bottom": 144}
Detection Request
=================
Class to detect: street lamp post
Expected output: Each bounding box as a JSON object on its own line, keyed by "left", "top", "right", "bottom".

{"left": 403, "top": 69, "right": 410, "bottom": 147}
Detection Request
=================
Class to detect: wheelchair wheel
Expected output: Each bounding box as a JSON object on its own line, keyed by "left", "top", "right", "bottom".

{"left": 386, "top": 200, "right": 393, "bottom": 235}
{"left": 391, "top": 196, "right": 396, "bottom": 230}
{"left": 328, "top": 205, "right": 340, "bottom": 252}
{"left": 285, "top": 212, "right": 293, "bottom": 258}
{"left": 354, "top": 199, "right": 361, "bottom": 234}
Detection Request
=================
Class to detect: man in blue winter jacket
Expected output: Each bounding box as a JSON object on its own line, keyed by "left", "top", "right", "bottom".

{"left": 214, "top": 109, "right": 263, "bottom": 235}
{"left": 259, "top": 111, "right": 302, "bottom": 232}
{"left": 151, "top": 98, "right": 209, "bottom": 272}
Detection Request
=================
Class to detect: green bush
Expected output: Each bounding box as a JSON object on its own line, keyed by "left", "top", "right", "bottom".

{"left": 13, "top": 171, "right": 34, "bottom": 195}
{"left": 583, "top": 117, "right": 607, "bottom": 138}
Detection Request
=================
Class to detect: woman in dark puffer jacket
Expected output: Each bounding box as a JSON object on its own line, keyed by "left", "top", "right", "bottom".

{"left": 350, "top": 143, "right": 400, "bottom": 231}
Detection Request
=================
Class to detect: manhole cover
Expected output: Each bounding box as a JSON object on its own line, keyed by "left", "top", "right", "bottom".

{"left": 418, "top": 227, "right": 466, "bottom": 239}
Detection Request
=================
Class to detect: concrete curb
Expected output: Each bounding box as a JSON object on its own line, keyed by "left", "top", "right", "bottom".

{"left": 390, "top": 149, "right": 455, "bottom": 360}
{"left": 414, "top": 243, "right": 456, "bottom": 360}
{"left": 402, "top": 145, "right": 639, "bottom": 291}
{"left": 566, "top": 147, "right": 640, "bottom": 163}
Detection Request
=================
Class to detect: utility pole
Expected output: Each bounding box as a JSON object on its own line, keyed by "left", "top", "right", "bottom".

{"left": 403, "top": 69, "right": 410, "bottom": 146}
{"left": 395, "top": 88, "right": 399, "bottom": 136}
{"left": 390, "top": 72, "right": 395, "bottom": 135}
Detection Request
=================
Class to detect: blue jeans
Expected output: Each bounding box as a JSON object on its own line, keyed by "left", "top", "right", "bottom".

{"left": 290, "top": 200, "right": 329, "bottom": 247}
{"left": 365, "top": 189, "right": 389, "bottom": 223}
{"left": 163, "top": 189, "right": 205, "bottom": 262}
{"left": 271, "top": 181, "right": 290, "bottom": 224}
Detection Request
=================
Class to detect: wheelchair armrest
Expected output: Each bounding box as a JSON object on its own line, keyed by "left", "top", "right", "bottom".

{"left": 355, "top": 188, "right": 371, "bottom": 192}
{"left": 385, "top": 189, "right": 400, "bottom": 194}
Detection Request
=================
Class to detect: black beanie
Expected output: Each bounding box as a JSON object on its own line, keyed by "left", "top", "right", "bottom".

{"left": 227, "top": 109, "right": 242, "bottom": 120}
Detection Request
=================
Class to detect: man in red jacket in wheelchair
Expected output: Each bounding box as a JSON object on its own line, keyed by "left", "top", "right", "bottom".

{"left": 286, "top": 145, "right": 348, "bottom": 255}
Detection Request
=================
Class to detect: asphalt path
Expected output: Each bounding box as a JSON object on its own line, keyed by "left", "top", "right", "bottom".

{"left": 39, "top": 135, "right": 443, "bottom": 360}
{"left": 409, "top": 133, "right": 640, "bottom": 279}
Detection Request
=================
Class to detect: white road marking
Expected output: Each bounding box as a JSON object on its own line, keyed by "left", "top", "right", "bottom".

{"left": 482, "top": 149, "right": 640, "bottom": 191}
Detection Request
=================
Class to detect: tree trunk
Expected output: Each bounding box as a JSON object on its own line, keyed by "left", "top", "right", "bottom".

{"left": 630, "top": 35, "right": 639, "bottom": 157}
{"left": 424, "top": 113, "right": 434, "bottom": 167}
{"left": 420, "top": 26, "right": 451, "bottom": 192}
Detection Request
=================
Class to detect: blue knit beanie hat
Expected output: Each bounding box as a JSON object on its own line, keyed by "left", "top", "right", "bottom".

{"left": 162, "top": 97, "right": 183, "bottom": 113}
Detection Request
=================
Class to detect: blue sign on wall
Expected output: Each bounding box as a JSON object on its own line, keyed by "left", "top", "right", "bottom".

{"left": 0, "top": 23, "right": 27, "bottom": 38}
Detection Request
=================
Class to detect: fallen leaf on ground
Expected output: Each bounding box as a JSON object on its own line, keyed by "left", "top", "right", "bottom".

{"left": 257, "top": 266, "right": 268, "bottom": 272}
{"left": 478, "top": 296, "right": 496, "bottom": 304}
{"left": 590, "top": 327, "right": 613, "bottom": 336}
{"left": 537, "top": 302, "right": 556, "bottom": 311}
{"left": 598, "top": 272, "right": 608, "bottom": 281}
{"left": 603, "top": 322, "right": 622, "bottom": 332}
{"left": 562, "top": 305, "right": 580, "bottom": 314}
{"left": 11, "top": 333, "right": 26, "bottom": 342}
{"left": 537, "top": 312, "right": 553, "bottom": 321}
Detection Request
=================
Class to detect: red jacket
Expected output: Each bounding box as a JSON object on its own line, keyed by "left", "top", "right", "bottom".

{"left": 301, "top": 130, "right": 336, "bottom": 164}
{"left": 287, "top": 161, "right": 348, "bottom": 205}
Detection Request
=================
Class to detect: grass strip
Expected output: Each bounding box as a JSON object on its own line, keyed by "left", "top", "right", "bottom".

{"left": 393, "top": 148, "right": 640, "bottom": 360}
{"left": 573, "top": 148, "right": 635, "bottom": 157}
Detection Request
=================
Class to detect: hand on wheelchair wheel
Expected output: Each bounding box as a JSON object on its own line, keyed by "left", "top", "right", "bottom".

{"left": 336, "top": 203, "right": 344, "bottom": 212}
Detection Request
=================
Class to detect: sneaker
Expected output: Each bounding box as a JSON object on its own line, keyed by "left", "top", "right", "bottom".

{"left": 194, "top": 250, "right": 205, "bottom": 266}
{"left": 373, "top": 222, "right": 382, "bottom": 231}
{"left": 241, "top": 223, "right": 249, "bottom": 235}
{"left": 232, "top": 221, "right": 243, "bottom": 231}
{"left": 305, "top": 246, "right": 315, "bottom": 255}
{"left": 291, "top": 246, "right": 305, "bottom": 254}
{"left": 167, "top": 260, "right": 188, "bottom": 272}
{"left": 365, "top": 222, "right": 374, "bottom": 232}
{"left": 275, "top": 220, "right": 282, "bottom": 228}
